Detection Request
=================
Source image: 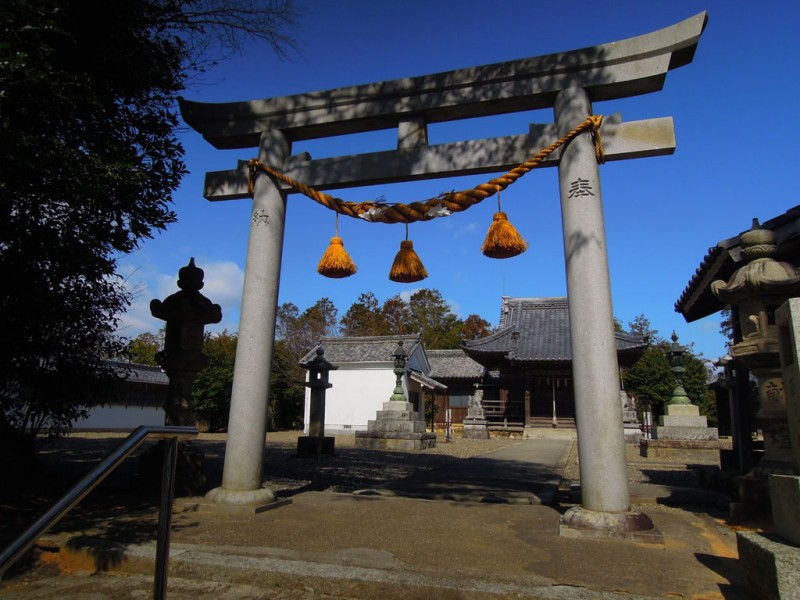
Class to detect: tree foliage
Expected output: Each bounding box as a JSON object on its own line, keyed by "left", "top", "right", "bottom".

{"left": 272, "top": 298, "right": 339, "bottom": 429}
{"left": 192, "top": 330, "right": 237, "bottom": 432}
{"left": 270, "top": 340, "right": 305, "bottom": 430}
{"left": 0, "top": 0, "right": 297, "bottom": 450}
{"left": 340, "top": 292, "right": 384, "bottom": 337}
{"left": 339, "top": 289, "right": 489, "bottom": 349}
{"left": 126, "top": 332, "right": 164, "bottom": 366}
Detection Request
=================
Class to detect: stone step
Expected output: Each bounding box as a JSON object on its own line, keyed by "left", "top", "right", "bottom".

{"left": 658, "top": 415, "right": 708, "bottom": 427}
{"left": 654, "top": 426, "right": 719, "bottom": 441}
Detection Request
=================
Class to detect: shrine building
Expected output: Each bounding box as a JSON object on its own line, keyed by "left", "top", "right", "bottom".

{"left": 460, "top": 297, "right": 649, "bottom": 431}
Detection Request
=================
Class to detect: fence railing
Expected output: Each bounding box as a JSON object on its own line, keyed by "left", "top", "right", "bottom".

{"left": 0, "top": 425, "right": 197, "bottom": 599}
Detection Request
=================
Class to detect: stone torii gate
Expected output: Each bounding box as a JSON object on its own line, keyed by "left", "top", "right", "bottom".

{"left": 180, "top": 12, "right": 707, "bottom": 538}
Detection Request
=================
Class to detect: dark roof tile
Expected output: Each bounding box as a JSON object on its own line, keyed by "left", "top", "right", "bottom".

{"left": 464, "top": 297, "right": 648, "bottom": 365}
{"left": 427, "top": 349, "right": 485, "bottom": 380}
{"left": 299, "top": 334, "right": 421, "bottom": 365}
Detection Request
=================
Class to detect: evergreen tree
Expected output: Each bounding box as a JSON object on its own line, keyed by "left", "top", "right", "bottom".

{"left": 0, "top": 0, "right": 297, "bottom": 451}
{"left": 340, "top": 292, "right": 385, "bottom": 337}
{"left": 193, "top": 330, "right": 237, "bottom": 432}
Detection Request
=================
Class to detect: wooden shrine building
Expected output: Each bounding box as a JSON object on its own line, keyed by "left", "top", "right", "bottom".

{"left": 463, "top": 297, "right": 649, "bottom": 429}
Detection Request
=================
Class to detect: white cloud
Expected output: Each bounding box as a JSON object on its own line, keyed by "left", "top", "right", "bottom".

{"left": 398, "top": 288, "right": 422, "bottom": 302}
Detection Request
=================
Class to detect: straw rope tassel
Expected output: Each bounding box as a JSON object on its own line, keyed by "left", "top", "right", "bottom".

{"left": 317, "top": 214, "right": 357, "bottom": 278}
{"left": 389, "top": 224, "right": 428, "bottom": 283}
{"left": 481, "top": 191, "right": 528, "bottom": 259}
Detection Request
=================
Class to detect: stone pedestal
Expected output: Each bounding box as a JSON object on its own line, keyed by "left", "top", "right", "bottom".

{"left": 462, "top": 418, "right": 490, "bottom": 439}
{"left": 766, "top": 299, "right": 800, "bottom": 547}
{"left": 654, "top": 403, "right": 719, "bottom": 441}
{"left": 769, "top": 474, "right": 800, "bottom": 546}
{"left": 355, "top": 402, "right": 436, "bottom": 450}
{"left": 737, "top": 530, "right": 800, "bottom": 600}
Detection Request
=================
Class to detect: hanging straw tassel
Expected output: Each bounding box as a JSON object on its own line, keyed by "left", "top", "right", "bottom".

{"left": 389, "top": 224, "right": 428, "bottom": 283}
{"left": 481, "top": 191, "right": 528, "bottom": 259}
{"left": 317, "top": 214, "right": 357, "bottom": 278}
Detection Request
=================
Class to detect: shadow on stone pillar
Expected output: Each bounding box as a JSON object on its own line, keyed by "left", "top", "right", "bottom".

{"left": 139, "top": 258, "right": 222, "bottom": 496}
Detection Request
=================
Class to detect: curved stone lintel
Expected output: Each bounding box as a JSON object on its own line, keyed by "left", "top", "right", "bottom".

{"left": 559, "top": 506, "right": 663, "bottom": 544}
{"left": 180, "top": 12, "right": 706, "bottom": 148}
{"left": 205, "top": 486, "right": 276, "bottom": 506}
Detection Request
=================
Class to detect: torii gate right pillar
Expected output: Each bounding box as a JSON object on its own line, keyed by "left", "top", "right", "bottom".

{"left": 555, "top": 87, "right": 659, "bottom": 541}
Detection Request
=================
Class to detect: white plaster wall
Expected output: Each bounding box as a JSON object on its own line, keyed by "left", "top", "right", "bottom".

{"left": 304, "top": 363, "right": 396, "bottom": 434}
{"left": 73, "top": 405, "right": 165, "bottom": 431}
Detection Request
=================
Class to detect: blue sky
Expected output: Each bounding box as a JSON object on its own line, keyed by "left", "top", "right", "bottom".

{"left": 117, "top": 0, "right": 800, "bottom": 362}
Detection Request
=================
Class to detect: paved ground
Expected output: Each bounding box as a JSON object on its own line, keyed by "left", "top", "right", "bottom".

{"left": 0, "top": 432, "right": 751, "bottom": 599}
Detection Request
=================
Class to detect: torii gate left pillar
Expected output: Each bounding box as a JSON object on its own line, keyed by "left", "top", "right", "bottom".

{"left": 205, "top": 130, "right": 289, "bottom": 505}
{"left": 180, "top": 12, "right": 707, "bottom": 536}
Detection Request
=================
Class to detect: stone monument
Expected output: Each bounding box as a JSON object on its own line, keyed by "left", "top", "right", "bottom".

{"left": 712, "top": 220, "right": 800, "bottom": 523}
{"left": 355, "top": 341, "right": 436, "bottom": 451}
{"left": 621, "top": 390, "right": 641, "bottom": 443}
{"left": 737, "top": 297, "right": 800, "bottom": 600}
{"left": 462, "top": 386, "right": 490, "bottom": 440}
{"left": 640, "top": 333, "right": 719, "bottom": 461}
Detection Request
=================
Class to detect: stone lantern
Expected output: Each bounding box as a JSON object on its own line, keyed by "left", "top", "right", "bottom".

{"left": 150, "top": 258, "right": 222, "bottom": 427}
{"left": 712, "top": 220, "right": 800, "bottom": 475}
{"left": 141, "top": 258, "right": 221, "bottom": 494}
{"left": 651, "top": 332, "right": 718, "bottom": 444}
{"left": 297, "top": 347, "right": 338, "bottom": 457}
{"left": 390, "top": 341, "right": 408, "bottom": 402}
{"left": 668, "top": 332, "right": 691, "bottom": 406}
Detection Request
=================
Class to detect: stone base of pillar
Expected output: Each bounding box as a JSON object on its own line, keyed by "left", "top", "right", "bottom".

{"left": 203, "top": 485, "right": 282, "bottom": 513}
{"left": 559, "top": 506, "right": 663, "bottom": 544}
{"left": 297, "top": 435, "right": 335, "bottom": 457}
{"left": 737, "top": 530, "right": 800, "bottom": 600}
{"left": 354, "top": 402, "right": 436, "bottom": 451}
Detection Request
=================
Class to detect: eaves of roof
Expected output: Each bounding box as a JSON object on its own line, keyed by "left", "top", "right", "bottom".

{"left": 675, "top": 205, "right": 800, "bottom": 322}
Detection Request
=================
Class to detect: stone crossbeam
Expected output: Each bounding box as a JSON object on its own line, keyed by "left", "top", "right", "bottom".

{"left": 203, "top": 116, "right": 675, "bottom": 201}
{"left": 180, "top": 12, "right": 705, "bottom": 149}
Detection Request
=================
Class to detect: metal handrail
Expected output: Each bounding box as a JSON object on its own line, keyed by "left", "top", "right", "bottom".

{"left": 0, "top": 425, "right": 197, "bottom": 599}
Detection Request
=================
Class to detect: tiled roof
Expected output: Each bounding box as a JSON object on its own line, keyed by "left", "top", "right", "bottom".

{"left": 299, "top": 334, "right": 422, "bottom": 366}
{"left": 107, "top": 361, "right": 169, "bottom": 385}
{"left": 675, "top": 205, "right": 800, "bottom": 322}
{"left": 409, "top": 369, "right": 447, "bottom": 390}
{"left": 427, "top": 349, "right": 486, "bottom": 380}
{"left": 463, "top": 297, "right": 648, "bottom": 365}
